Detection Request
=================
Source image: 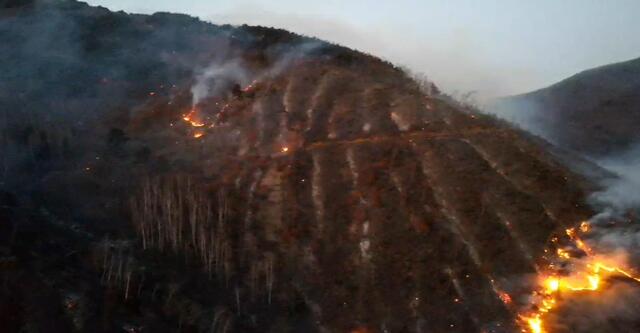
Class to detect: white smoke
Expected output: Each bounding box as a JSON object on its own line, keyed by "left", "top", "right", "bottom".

{"left": 262, "top": 40, "right": 323, "bottom": 78}
{"left": 590, "top": 143, "right": 640, "bottom": 217}
{"left": 546, "top": 282, "right": 640, "bottom": 332}
{"left": 191, "top": 59, "right": 250, "bottom": 105}
{"left": 190, "top": 40, "right": 322, "bottom": 105}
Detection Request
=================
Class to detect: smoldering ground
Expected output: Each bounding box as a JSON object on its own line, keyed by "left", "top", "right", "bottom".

{"left": 475, "top": 52, "right": 640, "bottom": 333}
{"left": 534, "top": 144, "right": 640, "bottom": 332}
{"left": 190, "top": 39, "right": 325, "bottom": 106}
{"left": 0, "top": 0, "right": 335, "bottom": 225}
{"left": 545, "top": 281, "right": 640, "bottom": 333}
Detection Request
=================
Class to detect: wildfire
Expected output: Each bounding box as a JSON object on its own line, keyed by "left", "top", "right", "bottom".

{"left": 556, "top": 248, "right": 571, "bottom": 259}
{"left": 181, "top": 108, "right": 209, "bottom": 138}
{"left": 499, "top": 291, "right": 513, "bottom": 305}
{"left": 182, "top": 110, "right": 205, "bottom": 127}
{"left": 579, "top": 221, "right": 590, "bottom": 233}
{"left": 519, "top": 221, "right": 640, "bottom": 333}
{"left": 176, "top": 80, "right": 260, "bottom": 139}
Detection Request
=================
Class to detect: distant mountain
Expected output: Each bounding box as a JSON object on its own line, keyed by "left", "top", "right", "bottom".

{"left": 492, "top": 57, "right": 640, "bottom": 157}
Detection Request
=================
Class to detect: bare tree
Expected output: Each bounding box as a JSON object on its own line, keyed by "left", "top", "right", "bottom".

{"left": 130, "top": 176, "right": 235, "bottom": 281}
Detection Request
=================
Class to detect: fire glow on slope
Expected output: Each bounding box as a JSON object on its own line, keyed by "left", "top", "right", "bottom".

{"left": 182, "top": 110, "right": 205, "bottom": 128}
{"left": 180, "top": 80, "right": 259, "bottom": 138}
{"left": 519, "top": 221, "right": 640, "bottom": 333}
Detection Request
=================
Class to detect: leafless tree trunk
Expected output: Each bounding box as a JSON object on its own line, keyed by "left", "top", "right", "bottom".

{"left": 131, "top": 176, "right": 237, "bottom": 281}
{"left": 265, "top": 254, "right": 274, "bottom": 305}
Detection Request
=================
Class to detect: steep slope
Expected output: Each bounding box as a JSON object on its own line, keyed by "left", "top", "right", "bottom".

{"left": 492, "top": 57, "right": 640, "bottom": 156}
{"left": 170, "top": 63, "right": 595, "bottom": 332}
{"left": 0, "top": 1, "right": 621, "bottom": 333}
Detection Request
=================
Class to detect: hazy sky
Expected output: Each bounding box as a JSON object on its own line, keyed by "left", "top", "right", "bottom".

{"left": 86, "top": 0, "right": 640, "bottom": 99}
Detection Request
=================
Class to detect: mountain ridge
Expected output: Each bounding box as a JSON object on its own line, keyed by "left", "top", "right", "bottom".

{"left": 492, "top": 56, "right": 640, "bottom": 156}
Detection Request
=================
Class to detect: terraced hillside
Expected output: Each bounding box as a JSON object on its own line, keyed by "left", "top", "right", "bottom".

{"left": 142, "top": 59, "right": 594, "bottom": 332}
{"left": 0, "top": 1, "right": 603, "bottom": 332}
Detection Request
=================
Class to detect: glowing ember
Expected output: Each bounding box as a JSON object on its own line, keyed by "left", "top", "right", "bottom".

{"left": 556, "top": 248, "right": 571, "bottom": 259}
{"left": 580, "top": 221, "right": 590, "bottom": 233}
{"left": 527, "top": 317, "right": 543, "bottom": 333}
{"left": 182, "top": 110, "right": 206, "bottom": 127}
{"left": 281, "top": 146, "right": 289, "bottom": 153}
{"left": 172, "top": 79, "right": 262, "bottom": 142}
{"left": 518, "top": 221, "right": 640, "bottom": 333}
{"left": 545, "top": 277, "right": 559, "bottom": 292}
{"left": 498, "top": 291, "right": 512, "bottom": 305}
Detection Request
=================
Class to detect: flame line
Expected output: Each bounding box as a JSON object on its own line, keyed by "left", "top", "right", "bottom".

{"left": 519, "top": 222, "right": 640, "bottom": 333}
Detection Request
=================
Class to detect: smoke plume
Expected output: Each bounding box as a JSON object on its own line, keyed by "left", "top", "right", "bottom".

{"left": 190, "top": 40, "right": 323, "bottom": 105}
{"left": 590, "top": 144, "right": 640, "bottom": 214}
{"left": 191, "top": 59, "right": 250, "bottom": 105}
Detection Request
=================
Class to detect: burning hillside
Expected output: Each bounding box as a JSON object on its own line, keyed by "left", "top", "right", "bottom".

{"left": 518, "top": 221, "right": 640, "bottom": 333}
{"left": 1, "top": 1, "right": 640, "bottom": 333}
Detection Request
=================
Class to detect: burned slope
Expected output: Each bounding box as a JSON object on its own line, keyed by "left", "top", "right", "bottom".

{"left": 0, "top": 0, "right": 354, "bottom": 221}
{"left": 0, "top": 1, "right": 609, "bottom": 333}
{"left": 151, "top": 59, "right": 595, "bottom": 332}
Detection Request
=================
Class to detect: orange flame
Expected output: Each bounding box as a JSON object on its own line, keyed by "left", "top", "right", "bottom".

{"left": 188, "top": 119, "right": 205, "bottom": 127}
{"left": 498, "top": 291, "right": 512, "bottom": 305}
{"left": 181, "top": 108, "right": 209, "bottom": 139}
{"left": 556, "top": 248, "right": 571, "bottom": 259}
{"left": 519, "top": 221, "right": 640, "bottom": 333}
{"left": 182, "top": 110, "right": 206, "bottom": 127}
{"left": 580, "top": 221, "right": 591, "bottom": 233}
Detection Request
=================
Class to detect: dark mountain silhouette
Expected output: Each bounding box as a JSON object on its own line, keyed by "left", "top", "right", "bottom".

{"left": 492, "top": 57, "right": 640, "bottom": 157}
{"left": 0, "top": 1, "right": 626, "bottom": 332}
